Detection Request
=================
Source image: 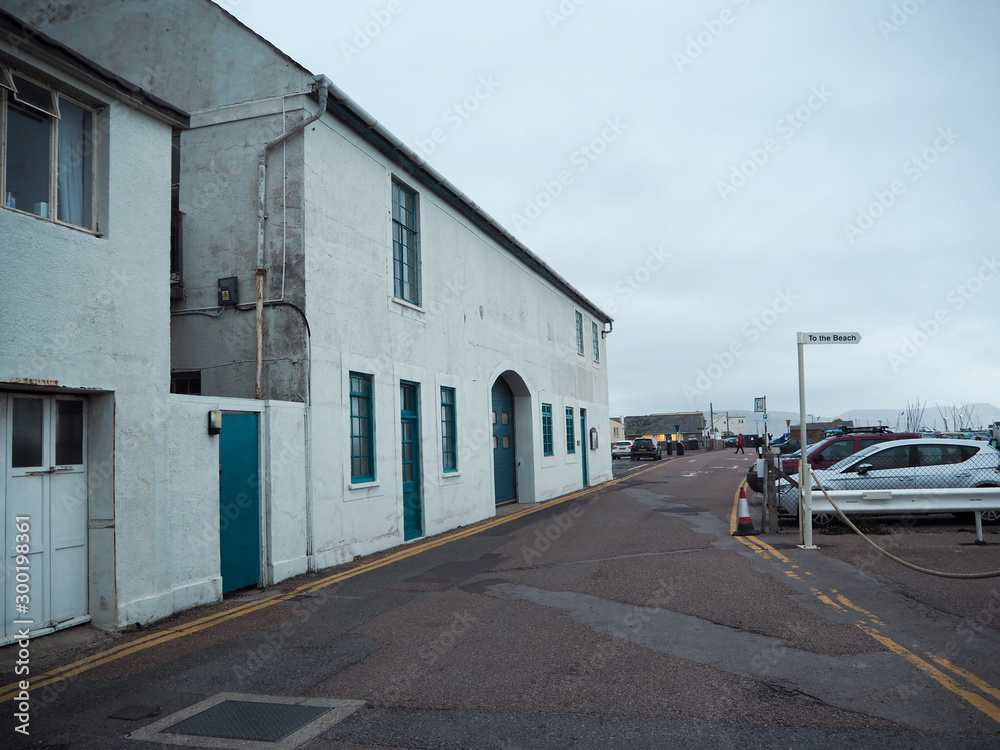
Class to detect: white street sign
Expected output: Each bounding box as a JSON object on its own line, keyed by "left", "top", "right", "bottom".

{"left": 797, "top": 332, "right": 861, "bottom": 344}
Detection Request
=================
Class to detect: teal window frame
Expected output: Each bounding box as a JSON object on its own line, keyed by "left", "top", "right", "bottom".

{"left": 565, "top": 406, "right": 575, "bottom": 453}
{"left": 592, "top": 322, "right": 600, "bottom": 363}
{"left": 392, "top": 179, "right": 420, "bottom": 305}
{"left": 542, "top": 403, "right": 554, "bottom": 456}
{"left": 575, "top": 311, "right": 584, "bottom": 355}
{"left": 441, "top": 386, "right": 457, "bottom": 472}
{"left": 350, "top": 372, "right": 375, "bottom": 482}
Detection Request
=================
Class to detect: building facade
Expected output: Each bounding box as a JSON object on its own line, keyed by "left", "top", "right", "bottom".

{"left": 3, "top": 0, "right": 613, "bottom": 634}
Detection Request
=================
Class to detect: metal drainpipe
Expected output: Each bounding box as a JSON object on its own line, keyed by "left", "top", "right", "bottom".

{"left": 255, "top": 75, "right": 330, "bottom": 565}
{"left": 255, "top": 75, "right": 330, "bottom": 399}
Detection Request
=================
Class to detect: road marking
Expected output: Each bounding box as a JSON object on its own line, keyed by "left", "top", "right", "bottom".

{"left": 731, "top": 479, "right": 1000, "bottom": 726}
{"left": 857, "top": 624, "right": 1000, "bottom": 724}
{"left": 0, "top": 458, "right": 680, "bottom": 703}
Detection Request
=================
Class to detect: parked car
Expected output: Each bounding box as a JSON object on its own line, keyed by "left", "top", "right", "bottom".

{"left": 776, "top": 438, "right": 1000, "bottom": 526}
{"left": 611, "top": 440, "right": 632, "bottom": 459}
{"left": 630, "top": 437, "right": 662, "bottom": 461}
{"left": 781, "top": 430, "right": 920, "bottom": 475}
{"left": 724, "top": 437, "right": 739, "bottom": 447}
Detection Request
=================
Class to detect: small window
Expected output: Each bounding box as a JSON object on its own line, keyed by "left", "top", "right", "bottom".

{"left": 441, "top": 387, "right": 457, "bottom": 472}
{"left": 392, "top": 179, "right": 420, "bottom": 305}
{"left": 592, "top": 322, "right": 600, "bottom": 363}
{"left": 542, "top": 403, "right": 553, "bottom": 456}
{"left": 575, "top": 311, "right": 584, "bottom": 355}
{"left": 566, "top": 407, "right": 575, "bottom": 453}
{"left": 2, "top": 70, "right": 95, "bottom": 230}
{"left": 55, "top": 400, "right": 84, "bottom": 465}
{"left": 171, "top": 370, "right": 202, "bottom": 395}
{"left": 350, "top": 372, "right": 375, "bottom": 482}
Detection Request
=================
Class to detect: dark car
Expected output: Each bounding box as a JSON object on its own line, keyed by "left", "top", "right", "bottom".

{"left": 631, "top": 437, "right": 662, "bottom": 461}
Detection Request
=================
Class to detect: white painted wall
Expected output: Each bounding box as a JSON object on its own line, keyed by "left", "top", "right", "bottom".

{"left": 303, "top": 115, "right": 612, "bottom": 564}
{"left": 0, "top": 51, "right": 174, "bottom": 630}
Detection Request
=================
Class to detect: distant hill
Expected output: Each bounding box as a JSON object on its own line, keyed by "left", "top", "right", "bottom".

{"left": 702, "top": 403, "right": 1000, "bottom": 436}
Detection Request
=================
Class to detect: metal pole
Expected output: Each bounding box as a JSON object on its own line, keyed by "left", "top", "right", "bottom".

{"left": 797, "top": 337, "right": 816, "bottom": 549}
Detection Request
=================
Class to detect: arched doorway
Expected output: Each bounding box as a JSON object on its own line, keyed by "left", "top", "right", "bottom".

{"left": 491, "top": 377, "right": 516, "bottom": 505}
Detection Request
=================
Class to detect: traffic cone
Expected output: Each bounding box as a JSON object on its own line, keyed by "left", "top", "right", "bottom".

{"left": 733, "top": 486, "right": 757, "bottom": 536}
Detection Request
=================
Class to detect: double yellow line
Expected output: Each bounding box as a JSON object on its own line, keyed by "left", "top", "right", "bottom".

{"left": 731, "top": 484, "right": 1000, "bottom": 725}
{"left": 1, "top": 462, "right": 664, "bottom": 704}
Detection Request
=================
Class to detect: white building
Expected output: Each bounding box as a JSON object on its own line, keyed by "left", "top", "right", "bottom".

{"left": 3, "top": 0, "right": 613, "bottom": 633}
{"left": 712, "top": 414, "right": 747, "bottom": 436}
{"left": 0, "top": 10, "right": 194, "bottom": 640}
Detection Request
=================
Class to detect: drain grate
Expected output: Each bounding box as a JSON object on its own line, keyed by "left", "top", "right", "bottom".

{"left": 163, "top": 700, "right": 330, "bottom": 742}
{"left": 127, "top": 693, "right": 365, "bottom": 749}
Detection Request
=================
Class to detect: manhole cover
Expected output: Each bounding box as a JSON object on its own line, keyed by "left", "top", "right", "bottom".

{"left": 164, "top": 700, "right": 330, "bottom": 742}
{"left": 128, "top": 693, "right": 364, "bottom": 748}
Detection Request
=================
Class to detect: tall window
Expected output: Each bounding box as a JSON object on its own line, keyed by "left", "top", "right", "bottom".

{"left": 566, "top": 407, "right": 575, "bottom": 453}
{"left": 575, "top": 311, "right": 584, "bottom": 355}
{"left": 441, "top": 387, "right": 457, "bottom": 472}
{"left": 592, "top": 322, "right": 600, "bottom": 363}
{"left": 2, "top": 68, "right": 94, "bottom": 230}
{"left": 542, "top": 403, "right": 553, "bottom": 456}
{"left": 350, "top": 372, "right": 375, "bottom": 482}
{"left": 392, "top": 179, "right": 420, "bottom": 304}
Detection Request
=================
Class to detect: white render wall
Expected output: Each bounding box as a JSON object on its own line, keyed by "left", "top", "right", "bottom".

{"left": 0, "top": 71, "right": 174, "bottom": 629}
{"left": 303, "top": 114, "right": 612, "bottom": 565}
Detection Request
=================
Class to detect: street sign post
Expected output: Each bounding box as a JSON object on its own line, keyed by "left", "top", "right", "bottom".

{"left": 797, "top": 332, "right": 861, "bottom": 549}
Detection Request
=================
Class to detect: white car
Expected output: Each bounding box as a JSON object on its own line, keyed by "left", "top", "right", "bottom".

{"left": 611, "top": 440, "right": 632, "bottom": 460}
{"left": 777, "top": 438, "right": 1000, "bottom": 525}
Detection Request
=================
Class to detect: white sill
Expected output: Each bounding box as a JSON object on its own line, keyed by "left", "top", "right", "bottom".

{"left": 392, "top": 296, "right": 425, "bottom": 314}
{"left": 4, "top": 205, "right": 101, "bottom": 236}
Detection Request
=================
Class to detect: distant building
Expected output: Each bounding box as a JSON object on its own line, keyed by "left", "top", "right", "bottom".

{"left": 610, "top": 417, "right": 626, "bottom": 440}
{"left": 711, "top": 414, "right": 746, "bottom": 436}
{"left": 624, "top": 413, "right": 706, "bottom": 443}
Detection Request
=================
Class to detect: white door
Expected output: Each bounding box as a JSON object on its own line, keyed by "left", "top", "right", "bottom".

{"left": 2, "top": 394, "right": 89, "bottom": 644}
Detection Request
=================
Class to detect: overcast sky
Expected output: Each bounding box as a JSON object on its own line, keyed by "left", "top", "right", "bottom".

{"left": 223, "top": 0, "right": 1000, "bottom": 419}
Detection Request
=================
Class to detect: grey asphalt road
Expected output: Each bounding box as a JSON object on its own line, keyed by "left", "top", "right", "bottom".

{"left": 3, "top": 449, "right": 1000, "bottom": 749}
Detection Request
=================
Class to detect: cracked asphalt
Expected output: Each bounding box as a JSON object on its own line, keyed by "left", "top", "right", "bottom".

{"left": 3, "top": 450, "right": 1000, "bottom": 748}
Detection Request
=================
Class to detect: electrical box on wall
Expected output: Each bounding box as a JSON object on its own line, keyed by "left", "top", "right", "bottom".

{"left": 218, "top": 276, "right": 238, "bottom": 306}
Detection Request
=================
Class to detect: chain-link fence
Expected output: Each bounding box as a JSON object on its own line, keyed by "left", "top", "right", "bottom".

{"left": 773, "top": 439, "right": 1000, "bottom": 518}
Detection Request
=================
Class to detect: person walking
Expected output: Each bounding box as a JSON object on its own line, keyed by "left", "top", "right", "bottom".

{"left": 735, "top": 434, "right": 745, "bottom": 454}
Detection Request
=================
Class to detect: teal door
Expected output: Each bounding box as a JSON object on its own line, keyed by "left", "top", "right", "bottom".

{"left": 580, "top": 408, "right": 589, "bottom": 488}
{"left": 491, "top": 378, "right": 516, "bottom": 505}
{"left": 219, "top": 412, "right": 260, "bottom": 593}
{"left": 400, "top": 382, "right": 423, "bottom": 541}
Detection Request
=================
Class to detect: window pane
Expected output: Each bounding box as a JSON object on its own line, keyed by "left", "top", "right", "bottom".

{"left": 12, "top": 398, "right": 44, "bottom": 468}
{"left": 12, "top": 75, "right": 58, "bottom": 115}
{"left": 392, "top": 181, "right": 420, "bottom": 304}
{"left": 55, "top": 400, "right": 84, "bottom": 465}
{"left": 6, "top": 105, "right": 51, "bottom": 217}
{"left": 57, "top": 98, "right": 93, "bottom": 228}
